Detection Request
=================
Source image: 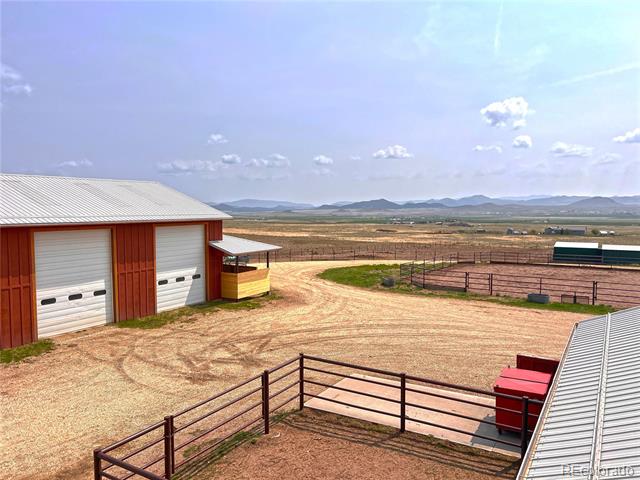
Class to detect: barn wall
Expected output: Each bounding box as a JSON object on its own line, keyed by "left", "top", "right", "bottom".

{"left": 114, "top": 223, "right": 156, "bottom": 321}
{"left": 0, "top": 227, "right": 36, "bottom": 349}
{"left": 206, "top": 220, "right": 224, "bottom": 301}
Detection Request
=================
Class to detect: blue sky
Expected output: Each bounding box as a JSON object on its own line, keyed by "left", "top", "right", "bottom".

{"left": 1, "top": 1, "right": 639, "bottom": 204}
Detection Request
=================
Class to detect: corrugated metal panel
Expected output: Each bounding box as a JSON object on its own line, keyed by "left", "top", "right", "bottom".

{"left": 519, "top": 306, "right": 640, "bottom": 479}
{"left": 208, "top": 235, "right": 281, "bottom": 256}
{"left": 0, "top": 173, "right": 230, "bottom": 225}
{"left": 554, "top": 241, "right": 599, "bottom": 249}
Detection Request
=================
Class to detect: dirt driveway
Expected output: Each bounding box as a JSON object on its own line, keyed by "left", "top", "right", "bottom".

{"left": 0, "top": 261, "right": 586, "bottom": 479}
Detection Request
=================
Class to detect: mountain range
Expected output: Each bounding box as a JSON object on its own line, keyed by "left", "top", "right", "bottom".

{"left": 212, "top": 195, "right": 640, "bottom": 213}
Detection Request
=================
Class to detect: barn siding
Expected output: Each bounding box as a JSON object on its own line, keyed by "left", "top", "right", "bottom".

{"left": 206, "top": 220, "right": 223, "bottom": 301}
{"left": 0, "top": 227, "right": 35, "bottom": 349}
{"left": 114, "top": 223, "right": 156, "bottom": 321}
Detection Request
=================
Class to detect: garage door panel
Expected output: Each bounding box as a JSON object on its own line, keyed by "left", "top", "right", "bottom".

{"left": 156, "top": 225, "right": 205, "bottom": 312}
{"left": 35, "top": 229, "right": 113, "bottom": 337}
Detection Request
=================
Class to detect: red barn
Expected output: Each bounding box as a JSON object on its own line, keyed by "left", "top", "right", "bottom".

{"left": 0, "top": 173, "right": 276, "bottom": 349}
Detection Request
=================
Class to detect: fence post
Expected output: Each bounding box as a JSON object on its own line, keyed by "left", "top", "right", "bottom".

{"left": 489, "top": 273, "right": 493, "bottom": 295}
{"left": 353, "top": 249, "right": 356, "bottom": 261}
{"left": 464, "top": 272, "right": 469, "bottom": 292}
{"left": 400, "top": 373, "right": 406, "bottom": 433}
{"left": 93, "top": 449, "right": 101, "bottom": 480}
{"left": 262, "top": 370, "right": 270, "bottom": 434}
{"left": 520, "top": 396, "right": 530, "bottom": 458}
{"left": 410, "top": 263, "right": 414, "bottom": 285}
{"left": 299, "top": 353, "right": 305, "bottom": 411}
{"left": 163, "top": 415, "right": 174, "bottom": 479}
{"left": 592, "top": 281, "right": 597, "bottom": 305}
{"left": 539, "top": 278, "right": 543, "bottom": 294}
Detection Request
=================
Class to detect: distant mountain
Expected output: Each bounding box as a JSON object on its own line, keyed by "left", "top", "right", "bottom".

{"left": 219, "top": 199, "right": 315, "bottom": 209}
{"left": 340, "top": 198, "right": 403, "bottom": 210}
{"left": 568, "top": 196, "right": 622, "bottom": 208}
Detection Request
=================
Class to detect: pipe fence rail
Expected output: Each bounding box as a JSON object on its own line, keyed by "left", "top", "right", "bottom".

{"left": 248, "top": 246, "right": 640, "bottom": 268}
{"left": 94, "top": 354, "right": 542, "bottom": 479}
{"left": 399, "top": 262, "right": 640, "bottom": 307}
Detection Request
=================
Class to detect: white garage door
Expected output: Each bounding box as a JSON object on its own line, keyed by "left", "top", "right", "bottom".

{"left": 155, "top": 225, "right": 206, "bottom": 312}
{"left": 35, "top": 229, "right": 114, "bottom": 338}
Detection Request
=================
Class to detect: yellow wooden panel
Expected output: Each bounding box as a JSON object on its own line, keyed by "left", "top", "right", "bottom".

{"left": 221, "top": 269, "right": 271, "bottom": 300}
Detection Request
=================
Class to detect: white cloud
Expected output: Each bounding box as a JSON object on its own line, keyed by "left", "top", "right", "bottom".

{"left": 245, "top": 153, "right": 290, "bottom": 168}
{"left": 313, "top": 155, "right": 334, "bottom": 166}
{"left": 221, "top": 154, "right": 241, "bottom": 165}
{"left": 372, "top": 145, "right": 414, "bottom": 159}
{"left": 512, "top": 118, "right": 526, "bottom": 130}
{"left": 350, "top": 155, "right": 361, "bottom": 161}
{"left": 613, "top": 128, "right": 640, "bottom": 144}
{"left": 480, "top": 96, "right": 530, "bottom": 128}
{"left": 207, "top": 133, "right": 228, "bottom": 145}
{"left": 512, "top": 135, "right": 532, "bottom": 149}
{"left": 1, "top": 63, "right": 33, "bottom": 96}
{"left": 593, "top": 153, "right": 622, "bottom": 166}
{"left": 55, "top": 159, "right": 93, "bottom": 168}
{"left": 157, "top": 160, "right": 217, "bottom": 175}
{"left": 550, "top": 141, "right": 594, "bottom": 158}
{"left": 472, "top": 144, "right": 503, "bottom": 154}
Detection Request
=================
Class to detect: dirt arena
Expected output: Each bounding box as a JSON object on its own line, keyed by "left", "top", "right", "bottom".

{"left": 436, "top": 263, "right": 640, "bottom": 307}
{"left": 1, "top": 261, "right": 589, "bottom": 480}
{"left": 199, "top": 410, "right": 520, "bottom": 480}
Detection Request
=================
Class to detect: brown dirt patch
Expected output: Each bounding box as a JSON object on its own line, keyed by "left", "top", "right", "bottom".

{"left": 198, "top": 410, "right": 519, "bottom": 480}
{"left": 1, "top": 261, "right": 585, "bottom": 480}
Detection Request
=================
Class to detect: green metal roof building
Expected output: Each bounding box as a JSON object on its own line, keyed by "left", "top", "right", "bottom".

{"left": 552, "top": 241, "right": 602, "bottom": 263}
{"left": 602, "top": 244, "right": 640, "bottom": 265}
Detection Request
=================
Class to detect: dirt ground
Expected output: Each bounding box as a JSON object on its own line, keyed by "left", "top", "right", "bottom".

{"left": 0, "top": 261, "right": 587, "bottom": 480}
{"left": 225, "top": 219, "right": 640, "bottom": 251}
{"left": 200, "top": 410, "right": 520, "bottom": 480}
{"left": 442, "top": 263, "right": 640, "bottom": 306}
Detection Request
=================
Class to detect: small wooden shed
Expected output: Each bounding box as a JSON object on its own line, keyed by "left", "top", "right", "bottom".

{"left": 208, "top": 235, "right": 281, "bottom": 300}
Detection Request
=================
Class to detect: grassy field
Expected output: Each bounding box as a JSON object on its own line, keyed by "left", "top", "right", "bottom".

{"left": 224, "top": 218, "right": 640, "bottom": 253}
{"left": 318, "top": 264, "right": 615, "bottom": 315}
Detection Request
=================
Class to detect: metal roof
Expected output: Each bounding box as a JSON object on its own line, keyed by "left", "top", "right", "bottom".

{"left": 209, "top": 235, "right": 281, "bottom": 256}
{"left": 0, "top": 173, "right": 231, "bottom": 225}
{"left": 602, "top": 244, "right": 640, "bottom": 252}
{"left": 553, "top": 241, "right": 600, "bottom": 249}
{"left": 518, "top": 306, "right": 640, "bottom": 479}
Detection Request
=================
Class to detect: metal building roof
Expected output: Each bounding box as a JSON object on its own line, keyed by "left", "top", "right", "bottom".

{"left": 553, "top": 241, "right": 600, "bottom": 249}
{"left": 518, "top": 306, "right": 640, "bottom": 479}
{"left": 602, "top": 244, "right": 640, "bottom": 252}
{"left": 0, "top": 173, "right": 231, "bottom": 226}
{"left": 209, "top": 235, "right": 281, "bottom": 256}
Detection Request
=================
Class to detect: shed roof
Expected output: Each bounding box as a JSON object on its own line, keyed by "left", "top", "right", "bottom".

{"left": 209, "top": 235, "right": 281, "bottom": 256}
{"left": 602, "top": 244, "right": 640, "bottom": 252}
{"left": 0, "top": 173, "right": 230, "bottom": 226}
{"left": 517, "top": 306, "right": 640, "bottom": 479}
{"left": 553, "top": 241, "right": 599, "bottom": 249}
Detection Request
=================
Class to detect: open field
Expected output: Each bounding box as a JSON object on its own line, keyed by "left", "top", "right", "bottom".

{"left": 200, "top": 410, "right": 519, "bottom": 480}
{"left": 1, "top": 261, "right": 589, "bottom": 479}
{"left": 224, "top": 219, "right": 640, "bottom": 253}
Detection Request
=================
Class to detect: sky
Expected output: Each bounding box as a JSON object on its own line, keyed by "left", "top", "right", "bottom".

{"left": 1, "top": 1, "right": 639, "bottom": 204}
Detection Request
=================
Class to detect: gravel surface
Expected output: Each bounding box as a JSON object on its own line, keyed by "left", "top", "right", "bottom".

{"left": 0, "top": 261, "right": 586, "bottom": 479}
{"left": 201, "top": 410, "right": 520, "bottom": 480}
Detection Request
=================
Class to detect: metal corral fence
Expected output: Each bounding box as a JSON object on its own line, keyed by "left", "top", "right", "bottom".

{"left": 248, "top": 247, "right": 640, "bottom": 268}
{"left": 93, "top": 354, "right": 541, "bottom": 479}
{"left": 399, "top": 262, "right": 640, "bottom": 307}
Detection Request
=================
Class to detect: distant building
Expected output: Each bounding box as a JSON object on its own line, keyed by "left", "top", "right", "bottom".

{"left": 544, "top": 226, "right": 587, "bottom": 236}
{"left": 601, "top": 244, "right": 640, "bottom": 265}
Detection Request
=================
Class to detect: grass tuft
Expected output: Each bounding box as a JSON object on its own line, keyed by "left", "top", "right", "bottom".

{"left": 116, "top": 292, "right": 281, "bottom": 329}
{"left": 318, "top": 264, "right": 616, "bottom": 315}
{"left": 1, "top": 339, "right": 55, "bottom": 364}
